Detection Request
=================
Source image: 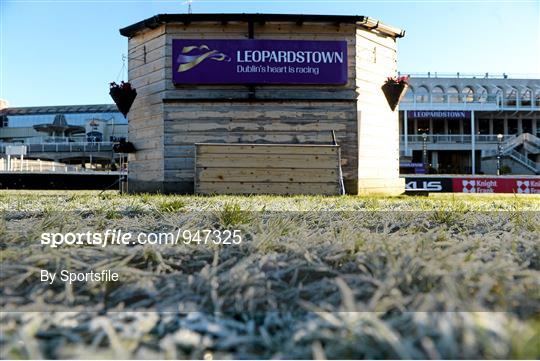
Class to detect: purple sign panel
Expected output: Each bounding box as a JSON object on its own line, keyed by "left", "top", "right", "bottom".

{"left": 408, "top": 111, "right": 472, "bottom": 119}
{"left": 172, "top": 39, "right": 348, "bottom": 85}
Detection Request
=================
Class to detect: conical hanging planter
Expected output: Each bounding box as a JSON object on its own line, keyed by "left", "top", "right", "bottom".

{"left": 109, "top": 81, "right": 137, "bottom": 118}
{"left": 381, "top": 76, "right": 409, "bottom": 111}
{"left": 113, "top": 139, "right": 136, "bottom": 153}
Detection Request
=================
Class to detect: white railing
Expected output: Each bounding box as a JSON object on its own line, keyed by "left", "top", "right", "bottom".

{"left": 401, "top": 134, "right": 515, "bottom": 144}
{"left": 0, "top": 142, "right": 116, "bottom": 153}
{"left": 399, "top": 98, "right": 503, "bottom": 110}
{"left": 481, "top": 133, "right": 540, "bottom": 156}
{"left": 508, "top": 150, "right": 538, "bottom": 172}
{"left": 522, "top": 133, "right": 540, "bottom": 148}
{"left": 0, "top": 157, "right": 126, "bottom": 174}
{"left": 400, "top": 91, "right": 540, "bottom": 110}
{"left": 31, "top": 136, "right": 80, "bottom": 143}
{"left": 398, "top": 72, "right": 540, "bottom": 79}
{"left": 501, "top": 134, "right": 522, "bottom": 153}
{"left": 401, "top": 94, "right": 501, "bottom": 103}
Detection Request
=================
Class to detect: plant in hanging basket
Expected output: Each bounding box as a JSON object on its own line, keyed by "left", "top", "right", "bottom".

{"left": 113, "top": 139, "right": 136, "bottom": 153}
{"left": 109, "top": 81, "right": 137, "bottom": 118}
{"left": 381, "top": 75, "right": 409, "bottom": 111}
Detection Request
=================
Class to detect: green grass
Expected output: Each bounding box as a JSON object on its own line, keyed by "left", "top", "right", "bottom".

{"left": 0, "top": 191, "right": 539, "bottom": 359}
{"left": 156, "top": 198, "right": 187, "bottom": 213}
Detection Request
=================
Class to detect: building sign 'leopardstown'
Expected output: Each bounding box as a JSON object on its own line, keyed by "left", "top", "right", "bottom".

{"left": 172, "top": 39, "right": 348, "bottom": 85}
{"left": 408, "top": 111, "right": 472, "bottom": 119}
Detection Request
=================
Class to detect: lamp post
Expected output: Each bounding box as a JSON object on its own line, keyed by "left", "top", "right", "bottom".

{"left": 496, "top": 133, "right": 503, "bottom": 176}
{"left": 422, "top": 132, "right": 428, "bottom": 173}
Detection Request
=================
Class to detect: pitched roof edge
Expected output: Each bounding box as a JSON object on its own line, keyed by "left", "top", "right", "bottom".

{"left": 119, "top": 13, "right": 404, "bottom": 38}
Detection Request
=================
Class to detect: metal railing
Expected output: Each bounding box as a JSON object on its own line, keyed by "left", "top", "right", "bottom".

{"left": 401, "top": 94, "right": 501, "bottom": 103}
{"left": 400, "top": 91, "right": 540, "bottom": 110}
{"left": 399, "top": 72, "right": 540, "bottom": 79}
{"left": 401, "top": 134, "right": 515, "bottom": 144}
{"left": 508, "top": 150, "right": 538, "bottom": 172}
{"left": 522, "top": 133, "right": 540, "bottom": 148}
{"left": 0, "top": 142, "right": 116, "bottom": 153}
{"left": 476, "top": 133, "right": 540, "bottom": 172}
{"left": 0, "top": 157, "right": 126, "bottom": 174}
{"left": 481, "top": 133, "right": 540, "bottom": 156}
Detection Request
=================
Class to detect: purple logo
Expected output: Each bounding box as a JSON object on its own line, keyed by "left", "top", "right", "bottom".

{"left": 176, "top": 45, "right": 231, "bottom": 73}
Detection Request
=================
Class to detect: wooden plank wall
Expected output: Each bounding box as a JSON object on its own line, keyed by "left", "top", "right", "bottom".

{"left": 195, "top": 144, "right": 341, "bottom": 195}
{"left": 163, "top": 101, "right": 357, "bottom": 189}
{"left": 354, "top": 28, "right": 405, "bottom": 194}
{"left": 160, "top": 22, "right": 359, "bottom": 193}
{"left": 127, "top": 25, "right": 167, "bottom": 191}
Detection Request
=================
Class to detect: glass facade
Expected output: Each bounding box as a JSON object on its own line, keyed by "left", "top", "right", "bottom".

{"left": 478, "top": 119, "right": 490, "bottom": 134}
{"left": 493, "top": 119, "right": 504, "bottom": 134}
{"left": 4, "top": 112, "right": 125, "bottom": 128}
{"left": 522, "top": 119, "right": 532, "bottom": 134}
{"left": 433, "top": 119, "right": 445, "bottom": 134}
{"left": 507, "top": 118, "right": 518, "bottom": 134}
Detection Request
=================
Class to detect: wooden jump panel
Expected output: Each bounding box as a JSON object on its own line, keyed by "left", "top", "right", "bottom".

{"left": 195, "top": 143, "right": 341, "bottom": 195}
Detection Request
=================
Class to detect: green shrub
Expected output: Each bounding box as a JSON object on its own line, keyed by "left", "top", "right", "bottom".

{"left": 500, "top": 165, "right": 512, "bottom": 175}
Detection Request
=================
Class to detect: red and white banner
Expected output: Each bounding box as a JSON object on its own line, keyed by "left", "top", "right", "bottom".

{"left": 515, "top": 179, "right": 540, "bottom": 194}
{"left": 452, "top": 178, "right": 540, "bottom": 194}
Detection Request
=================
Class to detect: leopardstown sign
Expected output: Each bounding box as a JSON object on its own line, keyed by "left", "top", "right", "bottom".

{"left": 407, "top": 111, "right": 472, "bottom": 119}
{"left": 172, "top": 39, "right": 348, "bottom": 85}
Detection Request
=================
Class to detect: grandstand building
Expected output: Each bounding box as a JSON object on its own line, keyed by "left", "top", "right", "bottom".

{"left": 399, "top": 74, "right": 540, "bottom": 175}
{"left": 0, "top": 104, "right": 127, "bottom": 168}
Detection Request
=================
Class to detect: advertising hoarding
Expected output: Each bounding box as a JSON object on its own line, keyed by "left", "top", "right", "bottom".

{"left": 172, "top": 39, "right": 348, "bottom": 85}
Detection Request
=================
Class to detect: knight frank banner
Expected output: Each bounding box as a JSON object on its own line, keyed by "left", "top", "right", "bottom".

{"left": 172, "top": 39, "right": 348, "bottom": 85}
{"left": 403, "top": 176, "right": 540, "bottom": 193}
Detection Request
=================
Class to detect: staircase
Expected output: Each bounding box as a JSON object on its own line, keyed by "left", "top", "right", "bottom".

{"left": 521, "top": 133, "right": 540, "bottom": 154}
{"left": 507, "top": 150, "right": 538, "bottom": 173}
{"left": 482, "top": 133, "right": 540, "bottom": 174}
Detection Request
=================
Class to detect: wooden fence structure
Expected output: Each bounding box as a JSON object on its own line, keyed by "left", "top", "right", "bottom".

{"left": 195, "top": 143, "right": 342, "bottom": 195}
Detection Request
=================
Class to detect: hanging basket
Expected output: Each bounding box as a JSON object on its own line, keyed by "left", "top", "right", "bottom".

{"left": 381, "top": 76, "right": 409, "bottom": 111}
{"left": 113, "top": 139, "right": 136, "bottom": 153}
{"left": 109, "top": 81, "right": 137, "bottom": 118}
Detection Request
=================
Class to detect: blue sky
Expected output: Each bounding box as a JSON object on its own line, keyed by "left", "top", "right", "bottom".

{"left": 1, "top": 0, "right": 539, "bottom": 107}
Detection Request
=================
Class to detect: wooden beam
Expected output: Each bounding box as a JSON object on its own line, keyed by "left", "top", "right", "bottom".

{"left": 248, "top": 21, "right": 254, "bottom": 39}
